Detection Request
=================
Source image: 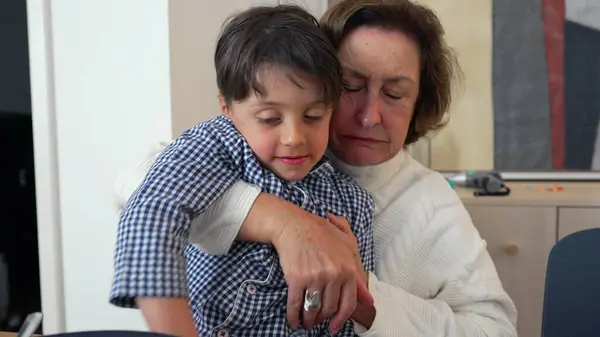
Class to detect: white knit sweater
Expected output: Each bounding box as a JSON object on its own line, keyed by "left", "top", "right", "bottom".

{"left": 115, "top": 145, "right": 518, "bottom": 337}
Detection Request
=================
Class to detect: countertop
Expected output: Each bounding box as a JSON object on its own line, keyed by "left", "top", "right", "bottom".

{"left": 456, "top": 182, "right": 600, "bottom": 207}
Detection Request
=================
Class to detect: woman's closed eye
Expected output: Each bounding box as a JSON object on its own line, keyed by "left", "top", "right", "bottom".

{"left": 342, "top": 81, "right": 363, "bottom": 93}
{"left": 384, "top": 92, "right": 402, "bottom": 100}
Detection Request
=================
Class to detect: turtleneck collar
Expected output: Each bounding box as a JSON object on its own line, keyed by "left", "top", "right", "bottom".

{"left": 328, "top": 149, "right": 410, "bottom": 193}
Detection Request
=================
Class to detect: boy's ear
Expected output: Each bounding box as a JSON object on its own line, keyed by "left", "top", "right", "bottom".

{"left": 218, "top": 93, "right": 232, "bottom": 117}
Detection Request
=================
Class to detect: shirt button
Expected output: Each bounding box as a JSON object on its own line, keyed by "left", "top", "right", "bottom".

{"left": 215, "top": 329, "right": 229, "bottom": 337}
{"left": 246, "top": 283, "right": 257, "bottom": 294}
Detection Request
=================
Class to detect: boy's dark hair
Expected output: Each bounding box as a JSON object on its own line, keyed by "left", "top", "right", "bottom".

{"left": 215, "top": 4, "right": 341, "bottom": 108}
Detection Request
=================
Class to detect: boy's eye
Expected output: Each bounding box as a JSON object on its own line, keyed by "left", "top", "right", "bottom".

{"left": 257, "top": 117, "right": 280, "bottom": 125}
{"left": 304, "top": 115, "right": 323, "bottom": 121}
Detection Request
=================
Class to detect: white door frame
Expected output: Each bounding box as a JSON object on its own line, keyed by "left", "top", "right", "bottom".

{"left": 27, "top": 0, "right": 66, "bottom": 333}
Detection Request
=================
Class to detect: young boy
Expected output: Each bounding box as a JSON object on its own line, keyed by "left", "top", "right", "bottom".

{"left": 110, "top": 5, "right": 374, "bottom": 337}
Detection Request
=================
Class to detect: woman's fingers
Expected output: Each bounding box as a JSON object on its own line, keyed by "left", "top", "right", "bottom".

{"left": 285, "top": 273, "right": 305, "bottom": 331}
{"left": 301, "top": 285, "right": 324, "bottom": 329}
{"left": 357, "top": 277, "right": 374, "bottom": 306}
{"left": 276, "top": 212, "right": 366, "bottom": 331}
{"left": 326, "top": 212, "right": 352, "bottom": 234}
{"left": 326, "top": 213, "right": 374, "bottom": 317}
{"left": 301, "top": 257, "right": 331, "bottom": 329}
{"left": 328, "top": 277, "right": 358, "bottom": 334}
{"left": 314, "top": 265, "right": 344, "bottom": 324}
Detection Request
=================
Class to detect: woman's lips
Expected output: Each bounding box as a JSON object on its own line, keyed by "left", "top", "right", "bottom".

{"left": 343, "top": 136, "right": 384, "bottom": 145}
{"left": 277, "top": 156, "right": 308, "bottom": 166}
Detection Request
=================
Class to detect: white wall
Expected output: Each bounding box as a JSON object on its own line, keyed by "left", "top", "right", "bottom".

{"left": 32, "top": 0, "right": 173, "bottom": 332}
{"left": 29, "top": 0, "right": 327, "bottom": 333}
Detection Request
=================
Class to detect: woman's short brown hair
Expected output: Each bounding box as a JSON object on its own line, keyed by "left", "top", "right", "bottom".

{"left": 321, "top": 0, "right": 461, "bottom": 145}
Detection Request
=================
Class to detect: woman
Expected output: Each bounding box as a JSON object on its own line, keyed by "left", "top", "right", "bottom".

{"left": 116, "top": 0, "right": 517, "bottom": 335}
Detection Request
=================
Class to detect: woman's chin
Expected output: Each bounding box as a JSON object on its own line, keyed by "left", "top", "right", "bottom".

{"left": 334, "top": 148, "right": 387, "bottom": 167}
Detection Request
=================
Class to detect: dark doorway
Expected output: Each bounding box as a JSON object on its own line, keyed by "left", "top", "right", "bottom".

{"left": 0, "top": 0, "right": 42, "bottom": 333}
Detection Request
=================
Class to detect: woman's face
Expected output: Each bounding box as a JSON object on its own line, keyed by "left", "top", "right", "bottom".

{"left": 329, "top": 27, "right": 421, "bottom": 166}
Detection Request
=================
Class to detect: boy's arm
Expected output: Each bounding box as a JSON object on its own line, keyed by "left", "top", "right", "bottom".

{"left": 136, "top": 298, "right": 197, "bottom": 337}
{"left": 114, "top": 140, "right": 261, "bottom": 255}
{"left": 110, "top": 122, "right": 245, "bottom": 335}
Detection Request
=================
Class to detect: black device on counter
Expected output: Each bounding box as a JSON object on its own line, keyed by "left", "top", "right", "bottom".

{"left": 447, "top": 171, "right": 511, "bottom": 197}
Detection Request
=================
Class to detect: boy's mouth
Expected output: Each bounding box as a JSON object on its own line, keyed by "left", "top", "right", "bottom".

{"left": 277, "top": 155, "right": 308, "bottom": 166}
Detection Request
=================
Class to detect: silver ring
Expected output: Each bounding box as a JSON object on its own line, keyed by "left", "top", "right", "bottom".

{"left": 303, "top": 289, "right": 322, "bottom": 312}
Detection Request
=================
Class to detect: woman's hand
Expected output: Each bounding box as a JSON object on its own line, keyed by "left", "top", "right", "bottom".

{"left": 325, "top": 213, "right": 369, "bottom": 285}
{"left": 327, "top": 213, "right": 376, "bottom": 329}
{"left": 270, "top": 208, "right": 374, "bottom": 334}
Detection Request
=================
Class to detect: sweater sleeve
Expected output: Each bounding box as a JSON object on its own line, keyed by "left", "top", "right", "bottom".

{"left": 356, "top": 189, "right": 518, "bottom": 337}
{"left": 189, "top": 180, "right": 260, "bottom": 255}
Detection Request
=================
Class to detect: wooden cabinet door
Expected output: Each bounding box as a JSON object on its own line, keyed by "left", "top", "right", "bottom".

{"left": 558, "top": 207, "right": 600, "bottom": 240}
{"left": 465, "top": 205, "right": 557, "bottom": 337}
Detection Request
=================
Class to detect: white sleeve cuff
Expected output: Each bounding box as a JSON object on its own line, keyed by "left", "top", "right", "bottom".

{"left": 353, "top": 271, "right": 382, "bottom": 336}
{"left": 353, "top": 321, "right": 368, "bottom": 334}
{"left": 189, "top": 180, "right": 261, "bottom": 255}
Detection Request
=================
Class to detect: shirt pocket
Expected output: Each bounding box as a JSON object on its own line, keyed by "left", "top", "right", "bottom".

{"left": 211, "top": 259, "right": 288, "bottom": 332}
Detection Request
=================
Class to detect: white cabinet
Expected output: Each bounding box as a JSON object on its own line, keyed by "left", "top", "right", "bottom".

{"left": 458, "top": 182, "right": 600, "bottom": 337}
{"left": 558, "top": 207, "right": 600, "bottom": 240}
{"left": 465, "top": 206, "right": 556, "bottom": 337}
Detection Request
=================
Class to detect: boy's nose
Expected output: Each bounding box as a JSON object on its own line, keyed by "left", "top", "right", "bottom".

{"left": 282, "top": 123, "right": 306, "bottom": 147}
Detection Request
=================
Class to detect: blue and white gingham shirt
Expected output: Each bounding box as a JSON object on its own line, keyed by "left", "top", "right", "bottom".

{"left": 110, "top": 116, "right": 374, "bottom": 337}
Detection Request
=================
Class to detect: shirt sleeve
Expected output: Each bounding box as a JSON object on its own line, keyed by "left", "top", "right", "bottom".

{"left": 357, "top": 193, "right": 375, "bottom": 273}
{"left": 109, "top": 121, "right": 246, "bottom": 308}
{"left": 354, "top": 192, "right": 518, "bottom": 337}
{"left": 112, "top": 141, "right": 262, "bottom": 256}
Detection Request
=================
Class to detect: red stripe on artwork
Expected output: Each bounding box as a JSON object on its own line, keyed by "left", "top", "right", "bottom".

{"left": 542, "top": 0, "right": 565, "bottom": 169}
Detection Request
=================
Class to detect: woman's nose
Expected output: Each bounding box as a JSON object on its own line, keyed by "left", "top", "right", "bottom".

{"left": 358, "top": 94, "right": 382, "bottom": 128}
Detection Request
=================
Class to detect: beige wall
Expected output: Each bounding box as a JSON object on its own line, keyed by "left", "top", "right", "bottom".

{"left": 415, "top": 0, "right": 495, "bottom": 170}
{"left": 169, "top": 0, "right": 254, "bottom": 137}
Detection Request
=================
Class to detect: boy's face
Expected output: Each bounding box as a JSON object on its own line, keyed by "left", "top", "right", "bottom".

{"left": 220, "top": 66, "right": 332, "bottom": 181}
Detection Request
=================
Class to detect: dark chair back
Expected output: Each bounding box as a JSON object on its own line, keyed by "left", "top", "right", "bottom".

{"left": 542, "top": 228, "right": 600, "bottom": 337}
{"left": 45, "top": 331, "right": 174, "bottom": 337}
